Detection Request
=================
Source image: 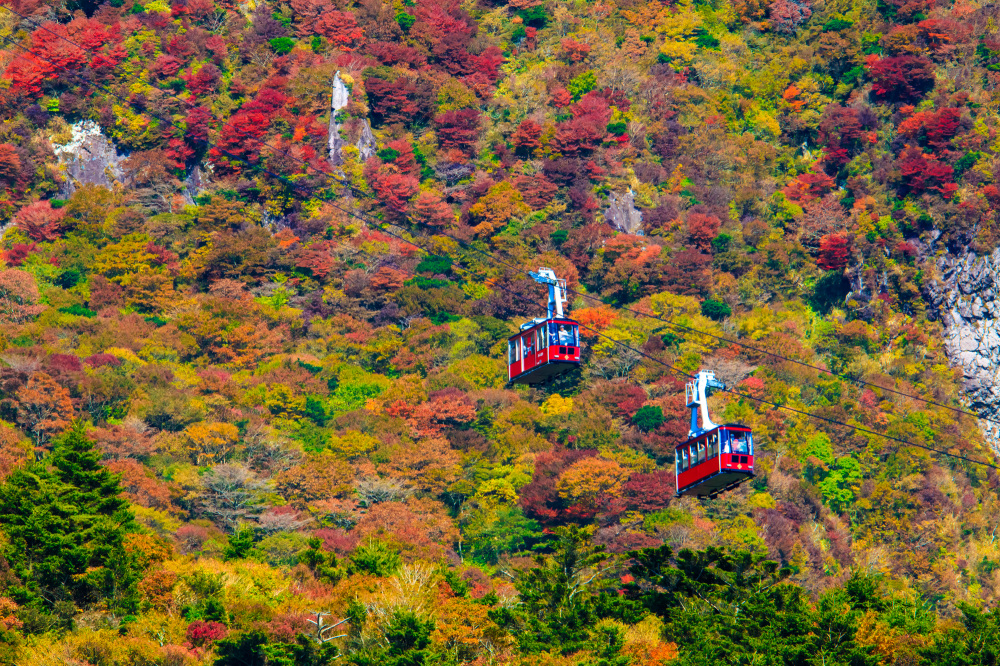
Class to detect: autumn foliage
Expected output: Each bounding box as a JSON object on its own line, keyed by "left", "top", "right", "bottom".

{"left": 0, "top": 0, "right": 996, "bottom": 660}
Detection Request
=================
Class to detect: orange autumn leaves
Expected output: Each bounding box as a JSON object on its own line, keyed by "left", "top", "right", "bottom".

{"left": 573, "top": 305, "right": 618, "bottom": 338}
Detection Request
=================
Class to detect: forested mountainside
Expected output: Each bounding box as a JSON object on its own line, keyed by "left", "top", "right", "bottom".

{"left": 3, "top": 0, "right": 1000, "bottom": 662}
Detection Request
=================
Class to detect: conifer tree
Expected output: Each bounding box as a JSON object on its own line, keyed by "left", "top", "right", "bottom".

{"left": 0, "top": 423, "right": 142, "bottom": 615}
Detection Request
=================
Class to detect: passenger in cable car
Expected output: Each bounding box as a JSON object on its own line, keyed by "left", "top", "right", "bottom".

{"left": 731, "top": 431, "right": 751, "bottom": 454}
{"left": 558, "top": 324, "right": 573, "bottom": 345}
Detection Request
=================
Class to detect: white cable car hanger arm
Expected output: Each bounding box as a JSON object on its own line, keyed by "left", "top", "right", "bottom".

{"left": 528, "top": 268, "right": 567, "bottom": 318}
{"left": 687, "top": 369, "right": 726, "bottom": 437}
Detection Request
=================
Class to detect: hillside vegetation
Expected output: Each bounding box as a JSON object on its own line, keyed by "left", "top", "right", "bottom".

{"left": 2, "top": 0, "right": 1000, "bottom": 662}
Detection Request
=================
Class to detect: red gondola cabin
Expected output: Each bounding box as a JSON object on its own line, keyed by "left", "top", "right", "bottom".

{"left": 507, "top": 268, "right": 582, "bottom": 386}
{"left": 675, "top": 425, "right": 754, "bottom": 498}
{"left": 675, "top": 369, "right": 755, "bottom": 499}
{"left": 508, "top": 318, "right": 581, "bottom": 384}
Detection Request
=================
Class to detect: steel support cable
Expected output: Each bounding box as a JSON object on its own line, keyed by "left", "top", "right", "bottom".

{"left": 573, "top": 328, "right": 1000, "bottom": 471}
{"left": 6, "top": 3, "right": 983, "bottom": 431}
{"left": 1, "top": 20, "right": 997, "bottom": 470}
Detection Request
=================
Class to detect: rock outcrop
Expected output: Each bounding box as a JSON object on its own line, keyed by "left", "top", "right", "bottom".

{"left": 605, "top": 189, "right": 643, "bottom": 235}
{"left": 356, "top": 119, "right": 377, "bottom": 161}
{"left": 925, "top": 247, "right": 1000, "bottom": 447}
{"left": 51, "top": 121, "right": 124, "bottom": 197}
{"left": 328, "top": 71, "right": 350, "bottom": 166}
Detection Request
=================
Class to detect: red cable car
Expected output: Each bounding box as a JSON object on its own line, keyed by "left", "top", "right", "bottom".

{"left": 508, "top": 269, "right": 581, "bottom": 385}
{"left": 675, "top": 370, "right": 754, "bottom": 499}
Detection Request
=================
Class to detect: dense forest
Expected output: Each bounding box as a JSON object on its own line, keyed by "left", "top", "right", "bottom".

{"left": 2, "top": 0, "right": 1000, "bottom": 661}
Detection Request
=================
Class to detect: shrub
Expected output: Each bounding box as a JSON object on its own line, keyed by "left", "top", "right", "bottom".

{"left": 632, "top": 405, "right": 665, "bottom": 432}
{"left": 415, "top": 255, "right": 452, "bottom": 275}
{"left": 701, "top": 299, "right": 732, "bottom": 320}
{"left": 395, "top": 11, "right": 415, "bottom": 31}
{"left": 269, "top": 37, "right": 295, "bottom": 54}
{"left": 349, "top": 540, "right": 401, "bottom": 576}
{"left": 186, "top": 620, "right": 228, "bottom": 648}
{"left": 823, "top": 18, "right": 853, "bottom": 30}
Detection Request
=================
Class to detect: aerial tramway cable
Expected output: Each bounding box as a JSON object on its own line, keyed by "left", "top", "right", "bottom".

{"left": 5, "top": 3, "right": 989, "bottom": 428}
{"left": 3, "top": 15, "right": 997, "bottom": 471}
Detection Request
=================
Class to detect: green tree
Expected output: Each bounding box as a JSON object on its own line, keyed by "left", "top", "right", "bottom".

{"left": 214, "top": 630, "right": 340, "bottom": 666}
{"left": 627, "top": 545, "right": 880, "bottom": 666}
{"left": 632, "top": 405, "right": 665, "bottom": 432}
{"left": 223, "top": 524, "right": 257, "bottom": 561}
{"left": 460, "top": 505, "right": 542, "bottom": 565}
{"left": 301, "top": 537, "right": 344, "bottom": 584}
{"left": 920, "top": 602, "right": 1000, "bottom": 665}
{"left": 348, "top": 610, "right": 435, "bottom": 666}
{"left": 348, "top": 540, "right": 401, "bottom": 577}
{"left": 568, "top": 71, "right": 597, "bottom": 100}
{"left": 700, "top": 299, "right": 732, "bottom": 320}
{"left": 491, "top": 526, "right": 613, "bottom": 654}
{"left": 269, "top": 37, "right": 295, "bottom": 54}
{"left": 818, "top": 455, "right": 863, "bottom": 513}
{"left": 0, "top": 423, "right": 142, "bottom": 614}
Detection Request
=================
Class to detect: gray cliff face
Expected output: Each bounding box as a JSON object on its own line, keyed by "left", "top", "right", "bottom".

{"left": 605, "top": 189, "right": 643, "bottom": 235}
{"left": 356, "top": 119, "right": 377, "bottom": 161}
{"left": 51, "top": 121, "right": 125, "bottom": 197}
{"left": 925, "top": 248, "right": 1000, "bottom": 446}
{"left": 328, "top": 71, "right": 350, "bottom": 166}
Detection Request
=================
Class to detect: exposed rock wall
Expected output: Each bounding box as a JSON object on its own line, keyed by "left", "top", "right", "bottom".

{"left": 356, "top": 119, "right": 377, "bottom": 161}
{"left": 925, "top": 248, "right": 1000, "bottom": 447}
{"left": 328, "top": 71, "right": 350, "bottom": 166}
{"left": 605, "top": 189, "right": 644, "bottom": 235}
{"left": 51, "top": 121, "right": 124, "bottom": 197}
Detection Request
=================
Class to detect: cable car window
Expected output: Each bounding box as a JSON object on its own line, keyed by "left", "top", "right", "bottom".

{"left": 556, "top": 323, "right": 574, "bottom": 346}
{"left": 708, "top": 433, "right": 718, "bottom": 458}
{"left": 721, "top": 431, "right": 731, "bottom": 454}
{"left": 509, "top": 339, "right": 519, "bottom": 363}
{"left": 681, "top": 447, "right": 689, "bottom": 471}
{"left": 747, "top": 433, "right": 753, "bottom": 456}
{"left": 523, "top": 333, "right": 534, "bottom": 356}
{"left": 539, "top": 325, "right": 548, "bottom": 349}
{"left": 731, "top": 431, "right": 749, "bottom": 454}
{"left": 696, "top": 440, "right": 706, "bottom": 464}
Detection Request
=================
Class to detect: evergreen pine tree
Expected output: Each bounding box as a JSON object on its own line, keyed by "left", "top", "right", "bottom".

{"left": 0, "top": 423, "right": 141, "bottom": 615}
{"left": 491, "top": 526, "right": 613, "bottom": 655}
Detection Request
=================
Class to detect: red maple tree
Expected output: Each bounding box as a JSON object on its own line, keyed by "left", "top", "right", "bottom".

{"left": 868, "top": 55, "right": 936, "bottom": 102}
{"left": 435, "top": 109, "right": 480, "bottom": 155}
{"left": 817, "top": 233, "right": 851, "bottom": 270}
{"left": 511, "top": 119, "right": 543, "bottom": 155}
